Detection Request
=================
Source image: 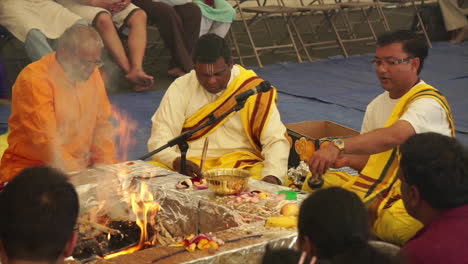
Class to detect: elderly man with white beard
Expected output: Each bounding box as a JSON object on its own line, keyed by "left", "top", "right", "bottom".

{"left": 0, "top": 24, "right": 116, "bottom": 184}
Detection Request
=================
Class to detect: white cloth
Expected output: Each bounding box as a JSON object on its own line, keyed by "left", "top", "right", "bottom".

{"left": 57, "top": 0, "right": 139, "bottom": 29}
{"left": 361, "top": 80, "right": 451, "bottom": 136}
{"left": 148, "top": 65, "right": 290, "bottom": 180}
{"left": 0, "top": 0, "right": 82, "bottom": 42}
{"left": 439, "top": 0, "right": 467, "bottom": 31}
{"left": 199, "top": 16, "right": 231, "bottom": 38}
{"left": 152, "top": 0, "right": 192, "bottom": 7}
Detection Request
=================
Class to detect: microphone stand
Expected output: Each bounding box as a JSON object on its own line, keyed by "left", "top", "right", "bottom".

{"left": 138, "top": 98, "right": 249, "bottom": 175}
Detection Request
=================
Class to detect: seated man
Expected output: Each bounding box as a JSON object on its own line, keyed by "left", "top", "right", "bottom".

{"left": 304, "top": 30, "right": 455, "bottom": 245}
{"left": 0, "top": 0, "right": 86, "bottom": 61}
{"left": 148, "top": 33, "right": 290, "bottom": 185}
{"left": 0, "top": 166, "right": 79, "bottom": 264}
{"left": 57, "top": 0, "right": 154, "bottom": 91}
{"left": 0, "top": 25, "right": 116, "bottom": 183}
{"left": 439, "top": 0, "right": 468, "bottom": 43}
{"left": 399, "top": 133, "right": 468, "bottom": 264}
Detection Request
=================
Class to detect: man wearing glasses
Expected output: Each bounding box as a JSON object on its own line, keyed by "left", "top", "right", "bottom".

{"left": 304, "top": 30, "right": 455, "bottom": 245}
{"left": 0, "top": 25, "right": 116, "bottom": 183}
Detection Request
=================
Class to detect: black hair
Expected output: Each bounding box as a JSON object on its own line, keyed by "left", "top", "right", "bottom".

{"left": 298, "top": 187, "right": 401, "bottom": 264}
{"left": 376, "top": 30, "right": 428, "bottom": 74}
{"left": 400, "top": 132, "right": 468, "bottom": 209}
{"left": 192, "top": 33, "right": 232, "bottom": 64}
{"left": 0, "top": 166, "right": 79, "bottom": 262}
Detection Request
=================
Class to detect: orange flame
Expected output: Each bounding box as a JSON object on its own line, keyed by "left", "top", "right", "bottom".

{"left": 104, "top": 183, "right": 161, "bottom": 259}
{"left": 111, "top": 107, "right": 137, "bottom": 162}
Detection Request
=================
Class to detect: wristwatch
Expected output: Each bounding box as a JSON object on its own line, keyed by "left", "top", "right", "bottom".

{"left": 332, "top": 139, "right": 345, "bottom": 154}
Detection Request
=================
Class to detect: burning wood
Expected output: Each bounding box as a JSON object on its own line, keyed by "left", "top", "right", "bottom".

{"left": 78, "top": 217, "right": 121, "bottom": 236}
{"left": 103, "top": 182, "right": 161, "bottom": 259}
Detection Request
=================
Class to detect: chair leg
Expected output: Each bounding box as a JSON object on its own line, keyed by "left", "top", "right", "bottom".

{"left": 263, "top": 15, "right": 278, "bottom": 46}
{"left": 239, "top": 9, "right": 263, "bottom": 67}
{"left": 376, "top": 4, "right": 391, "bottom": 31}
{"left": 290, "top": 13, "right": 313, "bottom": 62}
{"left": 284, "top": 14, "right": 303, "bottom": 63}
{"left": 412, "top": 1, "right": 432, "bottom": 48}
{"left": 361, "top": 7, "right": 378, "bottom": 41}
{"left": 340, "top": 8, "right": 357, "bottom": 39}
{"left": 325, "top": 11, "right": 349, "bottom": 57}
{"left": 229, "top": 28, "right": 244, "bottom": 65}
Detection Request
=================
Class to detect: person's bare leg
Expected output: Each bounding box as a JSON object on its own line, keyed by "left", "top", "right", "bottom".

{"left": 451, "top": 25, "right": 468, "bottom": 44}
{"left": 94, "top": 12, "right": 131, "bottom": 74}
{"left": 126, "top": 9, "right": 154, "bottom": 91}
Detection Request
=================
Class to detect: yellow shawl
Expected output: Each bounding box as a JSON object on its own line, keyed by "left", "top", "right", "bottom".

{"left": 344, "top": 83, "right": 455, "bottom": 216}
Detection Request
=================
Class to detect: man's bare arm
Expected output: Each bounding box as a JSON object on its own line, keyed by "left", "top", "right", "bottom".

{"left": 309, "top": 120, "right": 416, "bottom": 176}
{"left": 333, "top": 154, "right": 369, "bottom": 172}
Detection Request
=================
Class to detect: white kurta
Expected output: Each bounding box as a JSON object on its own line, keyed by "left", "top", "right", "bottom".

{"left": 0, "top": 0, "right": 83, "bottom": 42}
{"left": 148, "top": 66, "right": 290, "bottom": 180}
{"left": 361, "top": 80, "right": 451, "bottom": 136}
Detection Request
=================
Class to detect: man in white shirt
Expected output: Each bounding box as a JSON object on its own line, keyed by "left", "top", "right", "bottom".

{"left": 305, "top": 30, "right": 455, "bottom": 245}
{"left": 148, "top": 34, "right": 290, "bottom": 185}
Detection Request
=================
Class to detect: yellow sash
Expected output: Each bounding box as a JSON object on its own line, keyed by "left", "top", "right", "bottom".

{"left": 344, "top": 83, "right": 455, "bottom": 215}
{"left": 182, "top": 65, "right": 278, "bottom": 179}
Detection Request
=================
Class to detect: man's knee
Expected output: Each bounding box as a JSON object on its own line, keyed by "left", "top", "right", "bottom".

{"left": 176, "top": 3, "right": 202, "bottom": 20}
{"left": 25, "top": 29, "right": 47, "bottom": 43}
{"left": 127, "top": 9, "right": 147, "bottom": 26}
{"left": 373, "top": 200, "right": 423, "bottom": 246}
{"left": 24, "top": 29, "right": 53, "bottom": 61}
{"left": 93, "top": 12, "right": 114, "bottom": 30}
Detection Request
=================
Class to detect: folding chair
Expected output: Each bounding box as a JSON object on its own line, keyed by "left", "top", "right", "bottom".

{"left": 335, "top": 0, "right": 391, "bottom": 46}
{"left": 230, "top": 0, "right": 303, "bottom": 67}
{"left": 374, "top": 0, "right": 432, "bottom": 47}
{"left": 292, "top": 0, "right": 350, "bottom": 59}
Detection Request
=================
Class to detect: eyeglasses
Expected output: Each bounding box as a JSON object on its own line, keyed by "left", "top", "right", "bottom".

{"left": 370, "top": 57, "right": 413, "bottom": 68}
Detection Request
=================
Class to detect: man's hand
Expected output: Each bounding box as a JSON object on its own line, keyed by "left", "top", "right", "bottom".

{"left": 88, "top": 0, "right": 117, "bottom": 12}
{"left": 332, "top": 155, "right": 349, "bottom": 169}
{"left": 173, "top": 157, "right": 202, "bottom": 178}
{"left": 308, "top": 144, "right": 341, "bottom": 177}
{"left": 262, "top": 175, "right": 281, "bottom": 185}
{"left": 109, "top": 0, "right": 131, "bottom": 14}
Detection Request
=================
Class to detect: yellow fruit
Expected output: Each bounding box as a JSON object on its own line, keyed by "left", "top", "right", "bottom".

{"left": 280, "top": 203, "right": 300, "bottom": 216}
{"left": 258, "top": 192, "right": 269, "bottom": 199}
{"left": 265, "top": 216, "right": 298, "bottom": 228}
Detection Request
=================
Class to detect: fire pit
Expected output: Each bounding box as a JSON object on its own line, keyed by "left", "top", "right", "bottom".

{"left": 69, "top": 161, "right": 303, "bottom": 263}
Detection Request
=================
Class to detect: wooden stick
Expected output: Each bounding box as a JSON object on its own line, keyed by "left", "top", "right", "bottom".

{"left": 200, "top": 138, "right": 209, "bottom": 177}
{"left": 78, "top": 218, "right": 121, "bottom": 235}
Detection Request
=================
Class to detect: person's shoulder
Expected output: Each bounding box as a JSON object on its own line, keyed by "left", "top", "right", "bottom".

{"left": 13, "top": 57, "right": 54, "bottom": 94}
{"left": 17, "top": 57, "right": 51, "bottom": 81}
{"left": 167, "top": 70, "right": 198, "bottom": 93}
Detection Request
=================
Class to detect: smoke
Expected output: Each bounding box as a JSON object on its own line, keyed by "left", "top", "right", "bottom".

{"left": 111, "top": 106, "right": 138, "bottom": 162}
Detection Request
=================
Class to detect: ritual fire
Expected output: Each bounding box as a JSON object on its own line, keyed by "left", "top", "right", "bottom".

{"left": 104, "top": 182, "right": 161, "bottom": 259}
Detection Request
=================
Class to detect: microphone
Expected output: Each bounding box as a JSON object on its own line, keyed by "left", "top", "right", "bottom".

{"left": 235, "top": 81, "right": 272, "bottom": 102}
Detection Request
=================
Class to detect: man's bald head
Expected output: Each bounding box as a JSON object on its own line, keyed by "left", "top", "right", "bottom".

{"left": 57, "top": 24, "right": 103, "bottom": 54}
{"left": 56, "top": 24, "right": 104, "bottom": 82}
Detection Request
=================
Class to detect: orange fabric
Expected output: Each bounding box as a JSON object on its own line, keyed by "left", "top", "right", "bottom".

{"left": 0, "top": 52, "right": 116, "bottom": 182}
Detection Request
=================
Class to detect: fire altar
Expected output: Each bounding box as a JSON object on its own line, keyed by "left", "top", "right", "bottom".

{"left": 67, "top": 160, "right": 304, "bottom": 264}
